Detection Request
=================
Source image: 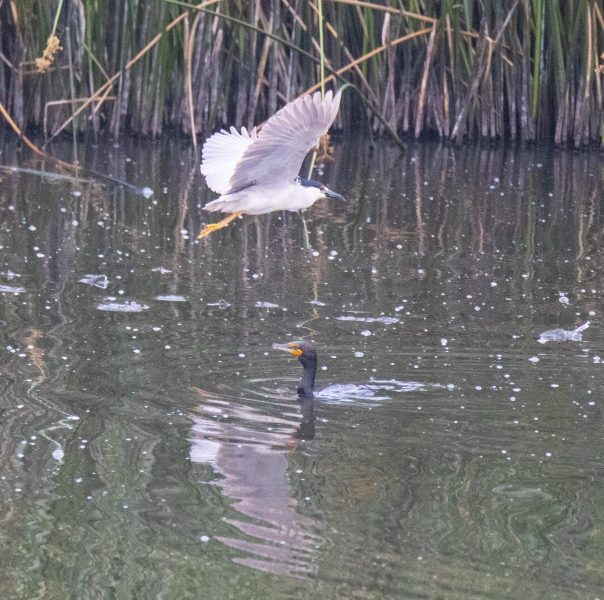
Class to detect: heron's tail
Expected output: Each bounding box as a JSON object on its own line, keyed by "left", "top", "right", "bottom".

{"left": 203, "top": 197, "right": 229, "bottom": 212}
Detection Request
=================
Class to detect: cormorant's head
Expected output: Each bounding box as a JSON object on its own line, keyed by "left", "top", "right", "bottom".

{"left": 296, "top": 177, "right": 344, "bottom": 202}
{"left": 273, "top": 340, "right": 317, "bottom": 368}
{"left": 273, "top": 341, "right": 318, "bottom": 398}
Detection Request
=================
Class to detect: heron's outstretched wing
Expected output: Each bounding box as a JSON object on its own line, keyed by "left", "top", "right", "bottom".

{"left": 224, "top": 90, "right": 341, "bottom": 194}
{"left": 200, "top": 126, "right": 257, "bottom": 194}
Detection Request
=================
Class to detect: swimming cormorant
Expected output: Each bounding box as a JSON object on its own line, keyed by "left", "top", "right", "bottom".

{"left": 273, "top": 341, "right": 317, "bottom": 398}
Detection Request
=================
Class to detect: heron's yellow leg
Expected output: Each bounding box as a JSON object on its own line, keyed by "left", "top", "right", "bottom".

{"left": 197, "top": 211, "right": 244, "bottom": 239}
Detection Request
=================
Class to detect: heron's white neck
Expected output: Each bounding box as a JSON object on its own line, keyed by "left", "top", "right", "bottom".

{"left": 294, "top": 181, "right": 324, "bottom": 205}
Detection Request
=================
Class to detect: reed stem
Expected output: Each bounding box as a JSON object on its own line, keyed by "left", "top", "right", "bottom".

{"left": 0, "top": 0, "right": 600, "bottom": 146}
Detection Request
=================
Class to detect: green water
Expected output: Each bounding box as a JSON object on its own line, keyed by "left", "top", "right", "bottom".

{"left": 0, "top": 138, "right": 603, "bottom": 599}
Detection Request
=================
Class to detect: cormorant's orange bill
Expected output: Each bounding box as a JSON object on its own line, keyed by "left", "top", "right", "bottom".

{"left": 272, "top": 342, "right": 303, "bottom": 357}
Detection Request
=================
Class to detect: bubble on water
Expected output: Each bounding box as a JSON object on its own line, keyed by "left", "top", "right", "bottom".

{"left": 207, "top": 299, "right": 231, "bottom": 309}
{"left": 354, "top": 351, "right": 364, "bottom": 358}
{"left": 255, "top": 301, "right": 280, "bottom": 309}
{"left": 154, "top": 295, "right": 187, "bottom": 302}
{"left": 79, "top": 274, "right": 109, "bottom": 289}
{"left": 151, "top": 267, "right": 172, "bottom": 274}
{"left": 140, "top": 187, "right": 153, "bottom": 198}
{"left": 337, "top": 315, "right": 399, "bottom": 324}
{"left": 528, "top": 356, "right": 540, "bottom": 363}
{"left": 559, "top": 294, "right": 569, "bottom": 304}
{"left": 200, "top": 535, "right": 210, "bottom": 543}
{"left": 440, "top": 338, "right": 447, "bottom": 346}
{"left": 96, "top": 299, "right": 149, "bottom": 313}
{"left": 360, "top": 330, "right": 372, "bottom": 337}
{"left": 52, "top": 448, "right": 64, "bottom": 461}
{"left": 0, "top": 284, "right": 26, "bottom": 294}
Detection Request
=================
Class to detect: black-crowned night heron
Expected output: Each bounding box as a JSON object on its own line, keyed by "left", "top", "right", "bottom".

{"left": 272, "top": 341, "right": 317, "bottom": 398}
{"left": 197, "top": 90, "right": 343, "bottom": 239}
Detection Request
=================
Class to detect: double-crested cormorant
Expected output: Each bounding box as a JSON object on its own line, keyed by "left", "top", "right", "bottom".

{"left": 274, "top": 341, "right": 426, "bottom": 407}
{"left": 273, "top": 341, "right": 317, "bottom": 398}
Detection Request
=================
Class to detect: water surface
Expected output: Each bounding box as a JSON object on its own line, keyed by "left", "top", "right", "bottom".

{"left": 0, "top": 137, "right": 603, "bottom": 598}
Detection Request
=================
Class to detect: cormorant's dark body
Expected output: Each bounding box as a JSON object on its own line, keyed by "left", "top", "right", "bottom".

{"left": 294, "top": 342, "right": 317, "bottom": 398}
{"left": 273, "top": 341, "right": 318, "bottom": 438}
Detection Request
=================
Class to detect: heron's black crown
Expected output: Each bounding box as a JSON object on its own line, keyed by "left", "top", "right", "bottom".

{"left": 297, "top": 177, "right": 322, "bottom": 188}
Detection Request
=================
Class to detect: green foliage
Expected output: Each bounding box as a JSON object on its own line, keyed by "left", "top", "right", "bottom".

{"left": 0, "top": 0, "right": 602, "bottom": 145}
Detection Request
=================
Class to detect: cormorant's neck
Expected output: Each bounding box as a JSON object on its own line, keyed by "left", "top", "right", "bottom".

{"left": 297, "top": 396, "right": 315, "bottom": 440}
{"left": 297, "top": 359, "right": 316, "bottom": 398}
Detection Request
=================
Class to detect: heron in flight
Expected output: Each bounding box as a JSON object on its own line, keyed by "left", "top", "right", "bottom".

{"left": 197, "top": 89, "right": 344, "bottom": 239}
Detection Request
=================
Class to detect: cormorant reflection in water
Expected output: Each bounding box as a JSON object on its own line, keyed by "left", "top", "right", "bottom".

{"left": 189, "top": 384, "right": 317, "bottom": 578}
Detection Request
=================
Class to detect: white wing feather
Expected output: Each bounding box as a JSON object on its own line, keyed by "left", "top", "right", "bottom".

{"left": 224, "top": 90, "right": 341, "bottom": 194}
{"left": 200, "top": 126, "right": 257, "bottom": 194}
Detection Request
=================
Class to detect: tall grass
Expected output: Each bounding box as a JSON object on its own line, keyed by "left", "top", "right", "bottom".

{"left": 0, "top": 0, "right": 602, "bottom": 146}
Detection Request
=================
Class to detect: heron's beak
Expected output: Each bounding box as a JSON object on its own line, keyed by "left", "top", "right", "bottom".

{"left": 324, "top": 187, "right": 345, "bottom": 201}
{"left": 272, "top": 342, "right": 303, "bottom": 357}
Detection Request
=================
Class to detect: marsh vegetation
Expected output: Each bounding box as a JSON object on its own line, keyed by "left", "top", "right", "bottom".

{"left": 0, "top": 0, "right": 602, "bottom": 146}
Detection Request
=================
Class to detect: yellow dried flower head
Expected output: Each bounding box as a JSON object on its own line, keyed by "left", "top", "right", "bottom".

{"left": 317, "top": 133, "right": 335, "bottom": 163}
{"left": 35, "top": 35, "right": 62, "bottom": 73}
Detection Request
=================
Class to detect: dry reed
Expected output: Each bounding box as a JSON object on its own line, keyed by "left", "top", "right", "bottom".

{"left": 0, "top": 0, "right": 601, "bottom": 146}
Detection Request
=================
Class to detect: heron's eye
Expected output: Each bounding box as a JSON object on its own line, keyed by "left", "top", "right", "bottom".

{"left": 320, "top": 186, "right": 326, "bottom": 192}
